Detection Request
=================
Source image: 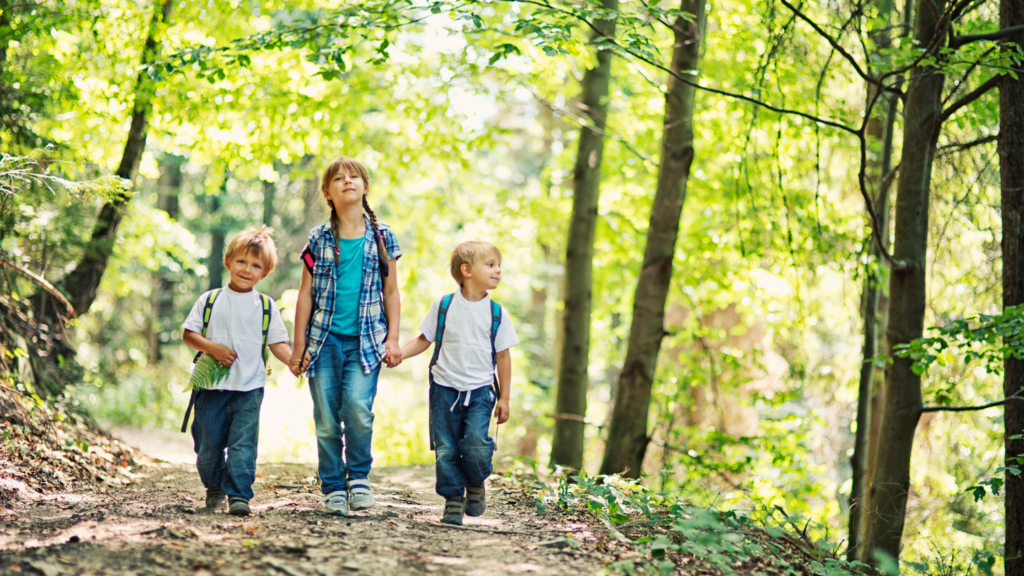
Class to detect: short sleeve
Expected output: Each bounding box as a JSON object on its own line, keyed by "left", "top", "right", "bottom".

{"left": 181, "top": 293, "right": 209, "bottom": 334}
{"left": 382, "top": 227, "right": 402, "bottom": 261}
{"left": 267, "top": 299, "right": 290, "bottom": 345}
{"left": 418, "top": 298, "right": 441, "bottom": 343}
{"left": 494, "top": 306, "right": 519, "bottom": 353}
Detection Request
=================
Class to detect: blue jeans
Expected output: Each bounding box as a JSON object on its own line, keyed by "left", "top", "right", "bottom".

{"left": 430, "top": 383, "right": 496, "bottom": 498}
{"left": 191, "top": 387, "right": 264, "bottom": 501}
{"left": 308, "top": 333, "right": 380, "bottom": 494}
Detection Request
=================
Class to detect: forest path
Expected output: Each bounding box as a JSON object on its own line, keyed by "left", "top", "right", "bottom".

{"left": 1, "top": 457, "right": 612, "bottom": 575}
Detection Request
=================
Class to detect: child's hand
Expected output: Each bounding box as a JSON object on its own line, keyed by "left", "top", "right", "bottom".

{"left": 289, "top": 349, "right": 311, "bottom": 376}
{"left": 384, "top": 339, "right": 402, "bottom": 368}
{"left": 494, "top": 398, "right": 510, "bottom": 425}
{"left": 210, "top": 344, "right": 238, "bottom": 368}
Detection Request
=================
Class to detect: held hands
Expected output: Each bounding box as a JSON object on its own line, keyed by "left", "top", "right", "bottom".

{"left": 494, "top": 398, "right": 510, "bottom": 425}
{"left": 288, "top": 349, "right": 311, "bottom": 376}
{"left": 210, "top": 344, "right": 238, "bottom": 368}
{"left": 384, "top": 338, "right": 402, "bottom": 368}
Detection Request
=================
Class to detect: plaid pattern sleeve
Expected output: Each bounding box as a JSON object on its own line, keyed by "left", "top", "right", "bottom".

{"left": 305, "top": 216, "right": 402, "bottom": 377}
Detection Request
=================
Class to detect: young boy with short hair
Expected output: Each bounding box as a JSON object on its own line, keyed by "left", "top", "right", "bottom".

{"left": 399, "top": 241, "right": 518, "bottom": 525}
{"left": 181, "top": 226, "right": 293, "bottom": 516}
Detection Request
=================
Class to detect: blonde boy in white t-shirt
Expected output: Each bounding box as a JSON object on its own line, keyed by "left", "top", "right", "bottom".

{"left": 181, "top": 226, "right": 293, "bottom": 517}
{"left": 399, "top": 241, "right": 518, "bottom": 525}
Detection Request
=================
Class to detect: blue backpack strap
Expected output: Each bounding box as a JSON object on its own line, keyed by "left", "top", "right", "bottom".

{"left": 428, "top": 293, "right": 455, "bottom": 374}
{"left": 427, "top": 293, "right": 455, "bottom": 451}
{"left": 490, "top": 299, "right": 501, "bottom": 389}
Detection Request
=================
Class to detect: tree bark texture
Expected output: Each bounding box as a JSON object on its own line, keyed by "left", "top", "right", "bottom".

{"left": 1002, "top": 0, "right": 1024, "bottom": 571}
{"left": 208, "top": 191, "right": 225, "bottom": 291}
{"left": 60, "top": 0, "right": 174, "bottom": 318}
{"left": 550, "top": 0, "right": 619, "bottom": 471}
{"left": 859, "top": 0, "right": 946, "bottom": 564}
{"left": 598, "top": 0, "right": 704, "bottom": 478}
{"left": 848, "top": 0, "right": 906, "bottom": 559}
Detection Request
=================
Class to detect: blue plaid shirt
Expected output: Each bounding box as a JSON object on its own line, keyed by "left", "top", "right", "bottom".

{"left": 301, "top": 215, "right": 401, "bottom": 376}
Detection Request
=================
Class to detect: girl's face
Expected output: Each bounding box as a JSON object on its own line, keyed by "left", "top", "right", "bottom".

{"left": 325, "top": 169, "right": 367, "bottom": 206}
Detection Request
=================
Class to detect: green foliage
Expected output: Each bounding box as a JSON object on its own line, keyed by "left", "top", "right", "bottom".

{"left": 514, "top": 468, "right": 869, "bottom": 575}
{"left": 894, "top": 305, "right": 1024, "bottom": 381}
{"left": 186, "top": 354, "right": 231, "bottom": 392}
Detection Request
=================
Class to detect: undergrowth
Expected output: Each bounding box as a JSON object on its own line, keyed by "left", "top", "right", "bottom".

{"left": 501, "top": 460, "right": 887, "bottom": 576}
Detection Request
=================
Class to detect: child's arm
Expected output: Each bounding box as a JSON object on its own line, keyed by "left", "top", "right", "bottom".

{"left": 183, "top": 330, "right": 237, "bottom": 367}
{"left": 382, "top": 257, "right": 402, "bottom": 367}
{"left": 269, "top": 342, "right": 293, "bottom": 366}
{"left": 289, "top": 267, "right": 314, "bottom": 375}
{"left": 494, "top": 348, "right": 512, "bottom": 424}
{"left": 400, "top": 334, "right": 432, "bottom": 360}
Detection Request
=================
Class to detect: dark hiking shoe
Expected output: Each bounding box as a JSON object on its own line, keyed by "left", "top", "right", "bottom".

{"left": 205, "top": 489, "right": 225, "bottom": 512}
{"left": 442, "top": 497, "right": 465, "bottom": 525}
{"left": 228, "top": 497, "right": 251, "bottom": 516}
{"left": 466, "top": 483, "right": 486, "bottom": 517}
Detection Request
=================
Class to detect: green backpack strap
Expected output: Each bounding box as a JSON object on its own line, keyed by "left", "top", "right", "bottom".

{"left": 191, "top": 288, "right": 221, "bottom": 364}
{"left": 260, "top": 292, "right": 271, "bottom": 371}
{"left": 183, "top": 288, "right": 222, "bottom": 433}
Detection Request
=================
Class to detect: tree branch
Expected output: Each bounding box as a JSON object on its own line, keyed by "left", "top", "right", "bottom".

{"left": 778, "top": 0, "right": 871, "bottom": 81}
{"left": 938, "top": 74, "right": 1002, "bottom": 123}
{"left": 950, "top": 24, "right": 1024, "bottom": 49}
{"left": 936, "top": 134, "right": 998, "bottom": 155}
{"left": 0, "top": 254, "right": 75, "bottom": 319}
{"left": 922, "top": 392, "right": 1024, "bottom": 413}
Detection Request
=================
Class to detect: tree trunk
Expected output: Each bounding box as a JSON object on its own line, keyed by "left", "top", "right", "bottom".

{"left": 848, "top": 0, "right": 907, "bottom": 559}
{"left": 263, "top": 178, "right": 275, "bottom": 228}
{"left": 150, "top": 155, "right": 183, "bottom": 363}
{"left": 550, "top": 0, "right": 619, "bottom": 471}
{"left": 598, "top": 0, "right": 704, "bottom": 478}
{"left": 59, "top": 0, "right": 174, "bottom": 319}
{"left": 859, "top": 0, "right": 946, "bottom": 564}
{"left": 208, "top": 190, "right": 225, "bottom": 291}
{"left": 1001, "top": 0, "right": 1024, "bottom": 570}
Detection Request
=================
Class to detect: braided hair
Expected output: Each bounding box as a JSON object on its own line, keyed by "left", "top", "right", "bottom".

{"left": 321, "top": 156, "right": 390, "bottom": 277}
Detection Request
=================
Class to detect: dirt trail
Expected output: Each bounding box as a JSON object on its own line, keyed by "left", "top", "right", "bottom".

{"left": 0, "top": 458, "right": 614, "bottom": 576}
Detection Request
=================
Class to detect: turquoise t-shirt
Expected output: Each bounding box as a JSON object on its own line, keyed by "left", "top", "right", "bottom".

{"left": 330, "top": 237, "right": 364, "bottom": 337}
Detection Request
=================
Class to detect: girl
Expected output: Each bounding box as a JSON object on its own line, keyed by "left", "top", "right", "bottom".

{"left": 290, "top": 156, "right": 402, "bottom": 516}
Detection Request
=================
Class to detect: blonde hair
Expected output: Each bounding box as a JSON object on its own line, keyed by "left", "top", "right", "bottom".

{"left": 224, "top": 225, "right": 278, "bottom": 274}
{"left": 319, "top": 156, "right": 389, "bottom": 274}
{"left": 450, "top": 241, "right": 502, "bottom": 286}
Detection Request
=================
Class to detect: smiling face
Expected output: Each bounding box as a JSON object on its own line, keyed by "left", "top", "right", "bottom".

{"left": 325, "top": 169, "right": 367, "bottom": 207}
{"left": 225, "top": 249, "right": 270, "bottom": 292}
{"left": 462, "top": 254, "right": 502, "bottom": 291}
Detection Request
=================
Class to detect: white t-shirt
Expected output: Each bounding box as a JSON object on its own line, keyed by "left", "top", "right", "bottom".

{"left": 182, "top": 286, "right": 289, "bottom": 392}
{"left": 419, "top": 291, "right": 519, "bottom": 392}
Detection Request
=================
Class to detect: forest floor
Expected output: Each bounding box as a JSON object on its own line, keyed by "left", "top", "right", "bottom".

{"left": 0, "top": 429, "right": 625, "bottom": 576}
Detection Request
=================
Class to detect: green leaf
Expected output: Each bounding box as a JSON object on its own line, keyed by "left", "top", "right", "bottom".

{"left": 188, "top": 355, "right": 231, "bottom": 391}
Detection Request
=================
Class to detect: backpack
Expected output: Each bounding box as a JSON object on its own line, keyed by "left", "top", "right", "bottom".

{"left": 180, "top": 288, "right": 271, "bottom": 433}
{"left": 427, "top": 293, "right": 502, "bottom": 449}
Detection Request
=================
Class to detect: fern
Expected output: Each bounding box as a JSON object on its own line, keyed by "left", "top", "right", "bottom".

{"left": 187, "top": 354, "right": 232, "bottom": 391}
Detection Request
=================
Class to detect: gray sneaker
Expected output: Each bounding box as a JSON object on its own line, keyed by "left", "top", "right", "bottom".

{"left": 205, "top": 489, "right": 225, "bottom": 512}
{"left": 228, "top": 497, "right": 250, "bottom": 516}
{"left": 348, "top": 479, "right": 374, "bottom": 511}
{"left": 325, "top": 490, "right": 349, "bottom": 516}
{"left": 465, "top": 483, "right": 486, "bottom": 517}
{"left": 441, "top": 497, "right": 464, "bottom": 525}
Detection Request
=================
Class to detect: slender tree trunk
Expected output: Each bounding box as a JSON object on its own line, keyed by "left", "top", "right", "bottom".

{"left": 859, "top": 0, "right": 946, "bottom": 563}
{"left": 263, "top": 179, "right": 275, "bottom": 228}
{"left": 848, "top": 0, "right": 907, "bottom": 559}
{"left": 550, "top": 0, "right": 618, "bottom": 471}
{"left": 150, "top": 155, "right": 182, "bottom": 363}
{"left": 209, "top": 189, "right": 225, "bottom": 291}
{"left": 1001, "top": 0, "right": 1024, "bottom": 571}
{"left": 598, "top": 0, "right": 704, "bottom": 478}
{"left": 59, "top": 0, "right": 174, "bottom": 318}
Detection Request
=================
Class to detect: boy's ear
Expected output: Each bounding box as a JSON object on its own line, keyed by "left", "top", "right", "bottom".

{"left": 460, "top": 263, "right": 473, "bottom": 279}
